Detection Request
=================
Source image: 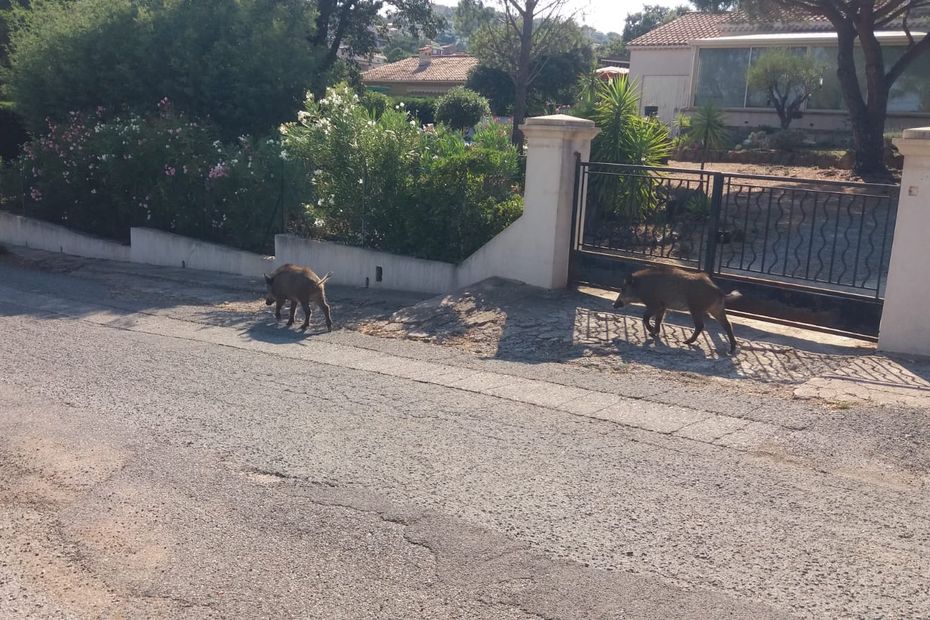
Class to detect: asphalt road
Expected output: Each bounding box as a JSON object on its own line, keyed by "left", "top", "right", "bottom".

{"left": 1, "top": 256, "right": 929, "bottom": 619}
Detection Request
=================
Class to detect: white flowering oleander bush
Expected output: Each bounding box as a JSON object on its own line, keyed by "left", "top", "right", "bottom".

{"left": 7, "top": 100, "right": 309, "bottom": 253}
{"left": 283, "top": 85, "right": 522, "bottom": 263}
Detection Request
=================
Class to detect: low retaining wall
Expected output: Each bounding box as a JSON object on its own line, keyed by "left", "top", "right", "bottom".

{"left": 275, "top": 235, "right": 456, "bottom": 295}
{"left": 130, "top": 228, "right": 274, "bottom": 278}
{"left": 0, "top": 211, "right": 131, "bottom": 262}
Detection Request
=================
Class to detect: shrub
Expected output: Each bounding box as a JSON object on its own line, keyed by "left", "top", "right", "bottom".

{"left": 465, "top": 65, "right": 514, "bottom": 116}
{"left": 282, "top": 84, "right": 522, "bottom": 262}
{"left": 9, "top": 102, "right": 308, "bottom": 253}
{"left": 434, "top": 87, "right": 491, "bottom": 132}
{"left": 579, "top": 77, "right": 673, "bottom": 221}
{"left": 361, "top": 91, "right": 391, "bottom": 119}
{"left": 4, "top": 0, "right": 318, "bottom": 138}
{"left": 0, "top": 103, "right": 29, "bottom": 161}
{"left": 690, "top": 103, "right": 730, "bottom": 169}
{"left": 390, "top": 97, "right": 436, "bottom": 126}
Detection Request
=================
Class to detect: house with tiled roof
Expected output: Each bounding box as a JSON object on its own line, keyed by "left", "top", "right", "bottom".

{"left": 628, "top": 11, "right": 930, "bottom": 133}
{"left": 361, "top": 47, "right": 478, "bottom": 97}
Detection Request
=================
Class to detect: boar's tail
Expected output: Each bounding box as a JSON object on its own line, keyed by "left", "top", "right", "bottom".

{"left": 724, "top": 291, "right": 742, "bottom": 303}
{"left": 319, "top": 272, "right": 333, "bottom": 285}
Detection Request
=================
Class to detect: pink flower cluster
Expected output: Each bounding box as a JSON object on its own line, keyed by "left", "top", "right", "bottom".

{"left": 208, "top": 162, "right": 229, "bottom": 180}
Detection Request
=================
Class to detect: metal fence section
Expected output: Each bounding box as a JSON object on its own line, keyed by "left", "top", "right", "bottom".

{"left": 572, "top": 161, "right": 899, "bottom": 301}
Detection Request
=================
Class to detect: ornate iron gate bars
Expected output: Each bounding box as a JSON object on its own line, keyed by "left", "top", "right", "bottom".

{"left": 571, "top": 161, "right": 900, "bottom": 302}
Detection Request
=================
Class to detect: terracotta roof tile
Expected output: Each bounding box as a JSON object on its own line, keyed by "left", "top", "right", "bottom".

{"left": 362, "top": 55, "right": 478, "bottom": 83}
{"left": 627, "top": 13, "right": 730, "bottom": 48}
{"left": 627, "top": 10, "right": 837, "bottom": 48}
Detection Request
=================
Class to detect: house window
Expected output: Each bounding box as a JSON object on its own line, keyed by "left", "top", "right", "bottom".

{"left": 694, "top": 47, "right": 751, "bottom": 108}
{"left": 697, "top": 43, "right": 930, "bottom": 115}
{"left": 746, "top": 47, "right": 808, "bottom": 108}
{"left": 888, "top": 47, "right": 930, "bottom": 113}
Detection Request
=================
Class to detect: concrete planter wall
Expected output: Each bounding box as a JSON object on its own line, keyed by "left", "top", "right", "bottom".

{"left": 130, "top": 228, "right": 274, "bottom": 277}
{"left": 0, "top": 211, "right": 131, "bottom": 262}
{"left": 1, "top": 113, "right": 601, "bottom": 297}
{"left": 275, "top": 235, "right": 456, "bottom": 294}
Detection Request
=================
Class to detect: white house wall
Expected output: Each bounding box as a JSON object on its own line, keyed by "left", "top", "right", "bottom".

{"left": 629, "top": 47, "right": 693, "bottom": 125}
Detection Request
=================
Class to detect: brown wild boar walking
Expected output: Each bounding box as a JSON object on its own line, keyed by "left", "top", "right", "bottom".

{"left": 613, "top": 266, "right": 741, "bottom": 354}
{"left": 264, "top": 263, "right": 333, "bottom": 331}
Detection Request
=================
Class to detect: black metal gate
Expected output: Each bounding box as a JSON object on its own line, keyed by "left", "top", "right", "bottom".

{"left": 569, "top": 160, "right": 900, "bottom": 337}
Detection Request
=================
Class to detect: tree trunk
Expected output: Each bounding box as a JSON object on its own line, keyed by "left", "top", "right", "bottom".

{"left": 834, "top": 22, "right": 891, "bottom": 180}
{"left": 510, "top": 2, "right": 535, "bottom": 147}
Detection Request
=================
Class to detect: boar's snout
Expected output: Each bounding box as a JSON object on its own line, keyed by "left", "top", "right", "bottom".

{"left": 613, "top": 294, "right": 624, "bottom": 308}
{"left": 264, "top": 296, "right": 276, "bottom": 306}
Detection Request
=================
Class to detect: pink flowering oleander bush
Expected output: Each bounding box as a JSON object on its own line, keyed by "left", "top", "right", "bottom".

{"left": 6, "top": 101, "right": 309, "bottom": 253}
{"left": 283, "top": 84, "right": 522, "bottom": 263}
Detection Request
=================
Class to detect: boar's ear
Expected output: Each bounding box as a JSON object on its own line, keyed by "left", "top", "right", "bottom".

{"left": 264, "top": 274, "right": 272, "bottom": 285}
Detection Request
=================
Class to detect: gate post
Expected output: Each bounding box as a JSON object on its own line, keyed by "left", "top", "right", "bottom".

{"left": 520, "top": 115, "right": 600, "bottom": 288}
{"left": 879, "top": 127, "right": 930, "bottom": 355}
{"left": 703, "top": 172, "right": 725, "bottom": 275}
{"left": 456, "top": 114, "right": 598, "bottom": 290}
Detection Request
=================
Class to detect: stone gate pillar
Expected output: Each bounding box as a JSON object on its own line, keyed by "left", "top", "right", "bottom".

{"left": 879, "top": 127, "right": 930, "bottom": 355}
{"left": 455, "top": 114, "right": 599, "bottom": 290}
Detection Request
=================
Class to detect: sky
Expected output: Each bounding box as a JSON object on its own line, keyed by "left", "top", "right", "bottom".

{"left": 432, "top": 0, "right": 686, "bottom": 34}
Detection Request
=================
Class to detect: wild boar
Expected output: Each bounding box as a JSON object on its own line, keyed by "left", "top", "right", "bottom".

{"left": 264, "top": 263, "right": 333, "bottom": 331}
{"left": 613, "top": 266, "right": 741, "bottom": 354}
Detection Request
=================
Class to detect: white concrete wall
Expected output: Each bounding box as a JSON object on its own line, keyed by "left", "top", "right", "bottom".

{"left": 879, "top": 127, "right": 930, "bottom": 356}
{"left": 275, "top": 235, "right": 456, "bottom": 294}
{"left": 129, "top": 228, "right": 274, "bottom": 277}
{"left": 0, "top": 211, "right": 131, "bottom": 262}
{"left": 629, "top": 47, "right": 694, "bottom": 125}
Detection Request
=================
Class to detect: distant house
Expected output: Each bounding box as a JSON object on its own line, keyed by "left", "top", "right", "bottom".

{"left": 361, "top": 46, "right": 477, "bottom": 97}
{"left": 627, "top": 11, "right": 930, "bottom": 132}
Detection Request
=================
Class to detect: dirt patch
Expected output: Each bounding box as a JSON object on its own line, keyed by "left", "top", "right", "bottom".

{"left": 668, "top": 160, "right": 873, "bottom": 184}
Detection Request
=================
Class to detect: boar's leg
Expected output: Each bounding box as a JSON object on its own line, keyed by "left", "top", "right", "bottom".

{"left": 652, "top": 307, "right": 667, "bottom": 336}
{"left": 274, "top": 298, "right": 284, "bottom": 321}
{"left": 286, "top": 298, "right": 298, "bottom": 327}
{"left": 641, "top": 309, "right": 655, "bottom": 336}
{"left": 299, "top": 299, "right": 312, "bottom": 331}
{"left": 319, "top": 298, "right": 333, "bottom": 332}
{"left": 684, "top": 308, "right": 705, "bottom": 345}
{"left": 710, "top": 307, "right": 737, "bottom": 354}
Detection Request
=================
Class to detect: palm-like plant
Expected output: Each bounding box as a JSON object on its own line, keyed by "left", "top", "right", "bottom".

{"left": 587, "top": 77, "right": 673, "bottom": 222}
{"left": 690, "top": 103, "right": 729, "bottom": 170}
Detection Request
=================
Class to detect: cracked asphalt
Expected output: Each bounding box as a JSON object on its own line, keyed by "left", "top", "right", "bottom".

{"left": 1, "top": 251, "right": 930, "bottom": 618}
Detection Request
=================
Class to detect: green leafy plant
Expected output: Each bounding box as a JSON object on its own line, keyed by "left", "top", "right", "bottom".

{"left": 690, "top": 103, "right": 729, "bottom": 170}
{"left": 8, "top": 101, "right": 309, "bottom": 253}
{"left": 4, "top": 0, "right": 318, "bottom": 138}
{"left": 282, "top": 84, "right": 522, "bottom": 262}
{"left": 584, "top": 77, "right": 673, "bottom": 221}
{"left": 434, "top": 87, "right": 491, "bottom": 132}
{"left": 360, "top": 91, "right": 391, "bottom": 119}
{"left": 389, "top": 96, "right": 437, "bottom": 126}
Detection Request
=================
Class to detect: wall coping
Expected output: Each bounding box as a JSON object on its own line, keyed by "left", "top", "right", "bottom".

{"left": 901, "top": 126, "right": 930, "bottom": 140}
{"left": 521, "top": 114, "right": 600, "bottom": 140}
{"left": 895, "top": 127, "right": 930, "bottom": 156}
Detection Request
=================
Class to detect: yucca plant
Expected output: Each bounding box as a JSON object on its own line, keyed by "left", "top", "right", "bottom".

{"left": 690, "top": 103, "right": 729, "bottom": 170}
{"left": 587, "top": 77, "right": 673, "bottom": 222}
